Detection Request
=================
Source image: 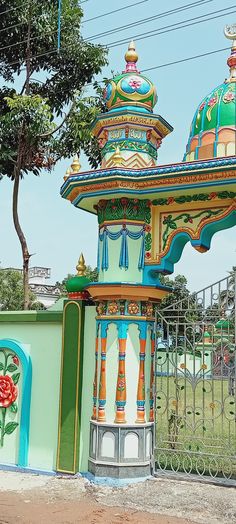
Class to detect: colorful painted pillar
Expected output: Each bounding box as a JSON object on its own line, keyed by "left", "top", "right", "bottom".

{"left": 61, "top": 29, "right": 236, "bottom": 478}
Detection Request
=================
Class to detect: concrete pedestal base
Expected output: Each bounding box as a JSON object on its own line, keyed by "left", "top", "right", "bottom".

{"left": 88, "top": 421, "right": 153, "bottom": 479}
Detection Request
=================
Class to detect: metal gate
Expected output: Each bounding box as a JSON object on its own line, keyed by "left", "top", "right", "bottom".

{"left": 154, "top": 272, "right": 236, "bottom": 484}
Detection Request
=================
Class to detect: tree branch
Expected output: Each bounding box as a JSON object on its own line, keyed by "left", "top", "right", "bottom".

{"left": 39, "top": 101, "right": 75, "bottom": 138}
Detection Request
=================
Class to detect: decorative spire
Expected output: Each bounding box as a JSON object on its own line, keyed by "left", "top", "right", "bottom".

{"left": 112, "top": 147, "right": 125, "bottom": 166}
{"left": 70, "top": 154, "right": 81, "bottom": 173}
{"left": 123, "top": 40, "right": 140, "bottom": 73}
{"left": 224, "top": 24, "right": 236, "bottom": 82}
{"left": 76, "top": 253, "right": 86, "bottom": 276}
{"left": 63, "top": 167, "right": 71, "bottom": 181}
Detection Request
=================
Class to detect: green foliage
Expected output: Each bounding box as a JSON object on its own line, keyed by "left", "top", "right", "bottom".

{"left": 0, "top": 269, "right": 44, "bottom": 310}
{"left": 0, "top": 0, "right": 108, "bottom": 179}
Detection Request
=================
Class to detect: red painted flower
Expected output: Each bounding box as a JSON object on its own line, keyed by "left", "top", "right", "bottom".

{"left": 0, "top": 375, "right": 17, "bottom": 408}
{"left": 145, "top": 224, "right": 151, "bottom": 232}
{"left": 199, "top": 102, "right": 206, "bottom": 111}
{"left": 145, "top": 252, "right": 151, "bottom": 259}
{"left": 128, "top": 77, "right": 142, "bottom": 89}
{"left": 133, "top": 199, "right": 138, "bottom": 203}
{"left": 224, "top": 91, "right": 235, "bottom": 102}
{"left": 120, "top": 198, "right": 128, "bottom": 206}
{"left": 188, "top": 218, "right": 193, "bottom": 223}
{"left": 12, "top": 355, "right": 19, "bottom": 366}
{"left": 209, "top": 192, "right": 217, "bottom": 199}
{"left": 167, "top": 197, "right": 174, "bottom": 205}
{"left": 208, "top": 96, "right": 217, "bottom": 107}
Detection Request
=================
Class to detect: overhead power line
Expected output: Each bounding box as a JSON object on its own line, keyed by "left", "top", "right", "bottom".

{"left": 142, "top": 46, "right": 231, "bottom": 73}
{"left": 83, "top": 0, "right": 150, "bottom": 23}
{"left": 87, "top": 0, "right": 214, "bottom": 40}
{"left": 107, "top": 6, "right": 236, "bottom": 47}
{"left": 0, "top": 3, "right": 25, "bottom": 17}
{"left": 0, "top": 2, "right": 231, "bottom": 55}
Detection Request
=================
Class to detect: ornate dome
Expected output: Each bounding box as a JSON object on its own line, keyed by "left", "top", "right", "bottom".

{"left": 104, "top": 41, "right": 157, "bottom": 113}
{"left": 184, "top": 25, "right": 236, "bottom": 161}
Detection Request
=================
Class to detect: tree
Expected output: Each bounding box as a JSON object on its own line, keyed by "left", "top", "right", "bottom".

{"left": 0, "top": 1, "right": 107, "bottom": 309}
{"left": 0, "top": 269, "right": 44, "bottom": 310}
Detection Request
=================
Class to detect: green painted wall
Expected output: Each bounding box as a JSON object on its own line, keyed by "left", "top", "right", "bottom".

{"left": 0, "top": 313, "right": 62, "bottom": 471}
{"left": 79, "top": 305, "right": 97, "bottom": 472}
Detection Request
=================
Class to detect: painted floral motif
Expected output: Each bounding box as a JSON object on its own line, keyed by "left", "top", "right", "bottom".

{"left": 146, "top": 302, "right": 154, "bottom": 317}
{"left": 117, "top": 374, "right": 125, "bottom": 392}
{"left": 0, "top": 351, "right": 20, "bottom": 447}
{"left": 162, "top": 209, "right": 223, "bottom": 250}
{"left": 223, "top": 91, "right": 235, "bottom": 103}
{"left": 153, "top": 190, "right": 236, "bottom": 207}
{"left": 128, "top": 77, "right": 142, "bottom": 89}
{"left": 96, "top": 197, "right": 151, "bottom": 225}
{"left": 199, "top": 101, "right": 206, "bottom": 112}
{"left": 96, "top": 302, "right": 106, "bottom": 316}
{"left": 206, "top": 94, "right": 218, "bottom": 121}
{"left": 128, "top": 301, "right": 139, "bottom": 315}
{"left": 0, "top": 376, "right": 17, "bottom": 408}
{"left": 108, "top": 301, "right": 119, "bottom": 315}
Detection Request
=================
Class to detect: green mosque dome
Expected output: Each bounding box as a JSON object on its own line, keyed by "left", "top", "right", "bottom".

{"left": 184, "top": 27, "right": 236, "bottom": 161}
{"left": 104, "top": 41, "right": 157, "bottom": 113}
{"left": 65, "top": 254, "right": 90, "bottom": 293}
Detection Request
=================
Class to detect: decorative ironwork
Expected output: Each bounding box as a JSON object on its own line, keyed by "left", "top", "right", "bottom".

{"left": 154, "top": 271, "right": 236, "bottom": 484}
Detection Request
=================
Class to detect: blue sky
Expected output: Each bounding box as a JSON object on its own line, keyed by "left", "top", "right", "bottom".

{"left": 0, "top": 0, "right": 235, "bottom": 290}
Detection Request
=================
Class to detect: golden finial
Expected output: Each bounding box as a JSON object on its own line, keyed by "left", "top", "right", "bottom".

{"left": 76, "top": 253, "right": 86, "bottom": 276}
{"left": 112, "top": 147, "right": 124, "bottom": 166}
{"left": 125, "top": 40, "right": 138, "bottom": 64}
{"left": 63, "top": 167, "right": 71, "bottom": 181}
{"left": 124, "top": 41, "right": 139, "bottom": 73}
{"left": 224, "top": 24, "right": 236, "bottom": 82}
{"left": 71, "top": 154, "right": 81, "bottom": 173}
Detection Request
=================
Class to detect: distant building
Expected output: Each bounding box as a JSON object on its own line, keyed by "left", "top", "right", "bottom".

{"left": 3, "top": 266, "right": 61, "bottom": 308}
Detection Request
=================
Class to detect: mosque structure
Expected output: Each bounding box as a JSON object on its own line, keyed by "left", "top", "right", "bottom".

{"left": 60, "top": 25, "right": 236, "bottom": 478}
{"left": 0, "top": 25, "right": 235, "bottom": 481}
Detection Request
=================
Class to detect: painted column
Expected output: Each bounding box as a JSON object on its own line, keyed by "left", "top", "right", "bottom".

{"left": 91, "top": 323, "right": 99, "bottom": 420}
{"left": 149, "top": 331, "right": 155, "bottom": 422}
{"left": 136, "top": 325, "right": 147, "bottom": 423}
{"left": 115, "top": 324, "right": 128, "bottom": 423}
{"left": 97, "top": 324, "right": 108, "bottom": 422}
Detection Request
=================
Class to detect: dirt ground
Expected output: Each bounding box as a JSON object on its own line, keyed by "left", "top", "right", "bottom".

{"left": 0, "top": 471, "right": 235, "bottom": 524}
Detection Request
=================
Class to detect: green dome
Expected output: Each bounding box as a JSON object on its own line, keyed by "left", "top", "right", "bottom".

{"left": 215, "top": 318, "right": 232, "bottom": 330}
{"left": 184, "top": 34, "right": 236, "bottom": 162}
{"left": 184, "top": 81, "right": 236, "bottom": 161}
{"left": 104, "top": 41, "right": 157, "bottom": 113}
{"left": 104, "top": 72, "right": 157, "bottom": 113}
{"left": 66, "top": 275, "right": 90, "bottom": 293}
{"left": 65, "top": 254, "right": 90, "bottom": 293}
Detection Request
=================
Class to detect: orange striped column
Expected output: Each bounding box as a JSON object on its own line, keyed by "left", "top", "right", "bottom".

{"left": 136, "top": 338, "right": 146, "bottom": 423}
{"left": 115, "top": 338, "right": 127, "bottom": 423}
{"left": 97, "top": 337, "right": 107, "bottom": 422}
{"left": 91, "top": 333, "right": 99, "bottom": 420}
{"left": 149, "top": 334, "right": 155, "bottom": 422}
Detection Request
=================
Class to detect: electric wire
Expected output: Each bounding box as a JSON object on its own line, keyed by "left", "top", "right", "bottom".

{"left": 86, "top": 0, "right": 214, "bottom": 40}
{"left": 83, "top": 0, "right": 150, "bottom": 23}
{"left": 107, "top": 6, "right": 236, "bottom": 47}
{"left": 0, "top": 2, "right": 232, "bottom": 55}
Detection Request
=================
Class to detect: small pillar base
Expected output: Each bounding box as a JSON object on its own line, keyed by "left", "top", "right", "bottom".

{"left": 88, "top": 420, "right": 153, "bottom": 479}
